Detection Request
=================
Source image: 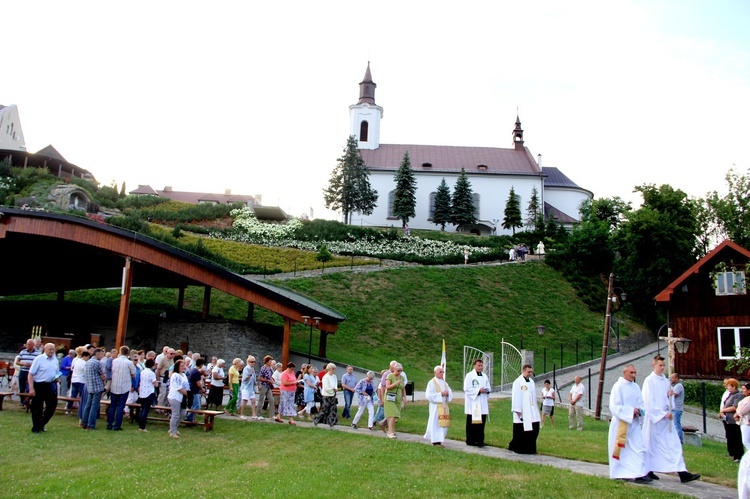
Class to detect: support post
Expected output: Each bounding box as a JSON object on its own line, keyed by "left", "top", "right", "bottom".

{"left": 115, "top": 257, "right": 133, "bottom": 349}
{"left": 201, "top": 286, "right": 211, "bottom": 320}
{"left": 595, "top": 272, "right": 614, "bottom": 420}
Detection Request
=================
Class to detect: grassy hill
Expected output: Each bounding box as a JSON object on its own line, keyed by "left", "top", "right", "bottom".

{"left": 280, "top": 262, "right": 610, "bottom": 386}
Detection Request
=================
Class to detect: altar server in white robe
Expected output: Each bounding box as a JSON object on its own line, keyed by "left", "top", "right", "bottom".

{"left": 463, "top": 358, "right": 491, "bottom": 447}
{"left": 740, "top": 452, "right": 750, "bottom": 499}
{"left": 424, "top": 365, "right": 453, "bottom": 447}
{"left": 609, "top": 364, "right": 650, "bottom": 482}
{"left": 508, "top": 364, "right": 541, "bottom": 454}
{"left": 642, "top": 355, "right": 700, "bottom": 484}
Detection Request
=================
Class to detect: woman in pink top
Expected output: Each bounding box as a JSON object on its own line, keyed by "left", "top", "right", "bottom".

{"left": 279, "top": 362, "right": 300, "bottom": 425}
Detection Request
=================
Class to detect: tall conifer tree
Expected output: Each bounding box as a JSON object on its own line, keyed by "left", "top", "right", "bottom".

{"left": 450, "top": 168, "right": 476, "bottom": 228}
{"left": 392, "top": 151, "right": 417, "bottom": 227}
{"left": 432, "top": 178, "right": 452, "bottom": 231}
{"left": 323, "top": 136, "right": 379, "bottom": 224}
{"left": 502, "top": 186, "right": 523, "bottom": 235}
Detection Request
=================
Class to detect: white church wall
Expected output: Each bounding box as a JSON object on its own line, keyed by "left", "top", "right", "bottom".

{"left": 543, "top": 188, "right": 590, "bottom": 221}
{"left": 0, "top": 105, "right": 26, "bottom": 151}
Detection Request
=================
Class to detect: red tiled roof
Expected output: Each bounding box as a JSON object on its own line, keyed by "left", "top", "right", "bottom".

{"left": 654, "top": 239, "right": 750, "bottom": 302}
{"left": 360, "top": 144, "right": 541, "bottom": 175}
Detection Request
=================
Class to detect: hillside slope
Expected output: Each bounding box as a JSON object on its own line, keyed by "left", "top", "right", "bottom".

{"left": 280, "top": 262, "right": 608, "bottom": 386}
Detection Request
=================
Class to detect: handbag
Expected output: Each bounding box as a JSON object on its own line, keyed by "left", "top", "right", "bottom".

{"left": 386, "top": 392, "right": 397, "bottom": 403}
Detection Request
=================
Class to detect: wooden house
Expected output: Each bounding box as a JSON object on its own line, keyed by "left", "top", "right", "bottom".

{"left": 655, "top": 239, "right": 750, "bottom": 379}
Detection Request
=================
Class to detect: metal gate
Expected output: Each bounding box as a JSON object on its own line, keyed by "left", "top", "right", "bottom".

{"left": 499, "top": 339, "right": 522, "bottom": 392}
{"left": 463, "top": 346, "right": 493, "bottom": 387}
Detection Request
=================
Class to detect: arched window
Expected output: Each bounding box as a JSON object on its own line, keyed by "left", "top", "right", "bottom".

{"left": 473, "top": 193, "right": 480, "bottom": 218}
{"left": 428, "top": 192, "right": 437, "bottom": 219}
{"left": 360, "top": 120, "right": 369, "bottom": 142}
{"left": 387, "top": 190, "right": 396, "bottom": 218}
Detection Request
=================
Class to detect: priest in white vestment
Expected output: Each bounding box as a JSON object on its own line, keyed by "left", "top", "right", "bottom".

{"left": 608, "top": 365, "right": 649, "bottom": 481}
{"left": 642, "top": 356, "right": 700, "bottom": 483}
{"left": 508, "top": 364, "right": 541, "bottom": 454}
{"left": 424, "top": 365, "right": 453, "bottom": 447}
{"left": 463, "top": 358, "right": 491, "bottom": 447}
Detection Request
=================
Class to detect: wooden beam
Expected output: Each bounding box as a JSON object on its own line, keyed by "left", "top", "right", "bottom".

{"left": 115, "top": 257, "right": 133, "bottom": 349}
{"left": 177, "top": 287, "right": 185, "bottom": 319}
{"left": 201, "top": 286, "right": 211, "bottom": 320}
{"left": 247, "top": 302, "right": 255, "bottom": 324}
{"left": 282, "top": 318, "right": 291, "bottom": 367}
{"left": 318, "top": 331, "right": 329, "bottom": 358}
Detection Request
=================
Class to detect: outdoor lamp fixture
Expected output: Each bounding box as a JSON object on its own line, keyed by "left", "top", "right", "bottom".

{"left": 659, "top": 326, "right": 691, "bottom": 376}
{"left": 303, "top": 315, "right": 321, "bottom": 364}
{"left": 536, "top": 325, "right": 546, "bottom": 336}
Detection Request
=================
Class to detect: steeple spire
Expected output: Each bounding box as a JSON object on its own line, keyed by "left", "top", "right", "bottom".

{"left": 358, "top": 61, "right": 377, "bottom": 105}
{"left": 512, "top": 113, "right": 524, "bottom": 150}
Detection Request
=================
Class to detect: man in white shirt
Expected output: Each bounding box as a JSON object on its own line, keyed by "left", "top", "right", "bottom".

{"left": 28, "top": 343, "right": 59, "bottom": 433}
{"left": 463, "top": 359, "right": 491, "bottom": 447}
{"left": 568, "top": 376, "right": 585, "bottom": 430}
{"left": 508, "top": 364, "right": 541, "bottom": 454}
{"left": 642, "top": 355, "right": 700, "bottom": 483}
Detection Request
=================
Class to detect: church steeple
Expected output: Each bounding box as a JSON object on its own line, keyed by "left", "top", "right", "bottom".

{"left": 349, "top": 62, "right": 383, "bottom": 150}
{"left": 512, "top": 114, "right": 524, "bottom": 150}
{"left": 358, "top": 61, "right": 377, "bottom": 105}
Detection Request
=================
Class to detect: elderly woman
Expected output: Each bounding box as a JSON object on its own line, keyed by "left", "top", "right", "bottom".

{"left": 239, "top": 355, "right": 257, "bottom": 420}
{"left": 734, "top": 382, "right": 750, "bottom": 451}
{"left": 313, "top": 363, "right": 338, "bottom": 428}
{"left": 383, "top": 363, "right": 404, "bottom": 439}
{"left": 137, "top": 358, "right": 158, "bottom": 432}
{"left": 68, "top": 346, "right": 87, "bottom": 413}
{"left": 279, "top": 362, "right": 300, "bottom": 425}
{"left": 167, "top": 360, "right": 189, "bottom": 439}
{"left": 299, "top": 365, "right": 318, "bottom": 420}
{"left": 225, "top": 358, "right": 243, "bottom": 415}
{"left": 206, "top": 359, "right": 226, "bottom": 410}
{"left": 720, "top": 378, "right": 744, "bottom": 461}
{"left": 351, "top": 371, "right": 376, "bottom": 430}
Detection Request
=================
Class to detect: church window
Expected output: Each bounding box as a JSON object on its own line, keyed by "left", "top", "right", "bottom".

{"left": 422, "top": 163, "right": 432, "bottom": 168}
{"left": 473, "top": 193, "right": 480, "bottom": 218}
{"left": 477, "top": 164, "right": 487, "bottom": 170}
{"left": 428, "top": 192, "right": 436, "bottom": 219}
{"left": 387, "top": 190, "right": 396, "bottom": 218}
{"left": 360, "top": 120, "right": 369, "bottom": 142}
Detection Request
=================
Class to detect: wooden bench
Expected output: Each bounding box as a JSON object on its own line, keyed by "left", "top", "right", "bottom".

{"left": 0, "top": 391, "right": 14, "bottom": 410}
{"left": 100, "top": 401, "right": 223, "bottom": 431}
{"left": 18, "top": 393, "right": 81, "bottom": 413}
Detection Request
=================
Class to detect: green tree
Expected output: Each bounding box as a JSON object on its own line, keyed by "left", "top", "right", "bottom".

{"left": 502, "top": 186, "right": 523, "bottom": 235}
{"left": 450, "top": 168, "right": 476, "bottom": 229}
{"left": 432, "top": 178, "right": 452, "bottom": 231}
{"left": 526, "top": 186, "right": 541, "bottom": 230}
{"left": 323, "top": 136, "right": 378, "bottom": 224}
{"left": 707, "top": 168, "right": 750, "bottom": 248}
{"left": 119, "top": 182, "right": 127, "bottom": 199}
{"left": 614, "top": 184, "right": 700, "bottom": 325}
{"left": 392, "top": 151, "right": 417, "bottom": 227}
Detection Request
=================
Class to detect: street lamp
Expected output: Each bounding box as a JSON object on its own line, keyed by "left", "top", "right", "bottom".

{"left": 658, "top": 326, "right": 691, "bottom": 376}
{"left": 520, "top": 325, "right": 545, "bottom": 350}
{"left": 302, "top": 316, "right": 321, "bottom": 364}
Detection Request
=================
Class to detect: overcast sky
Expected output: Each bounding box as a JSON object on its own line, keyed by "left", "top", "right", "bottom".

{"left": 4, "top": 1, "right": 749, "bottom": 219}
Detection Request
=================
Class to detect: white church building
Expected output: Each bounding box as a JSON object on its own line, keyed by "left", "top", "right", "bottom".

{"left": 348, "top": 64, "right": 593, "bottom": 236}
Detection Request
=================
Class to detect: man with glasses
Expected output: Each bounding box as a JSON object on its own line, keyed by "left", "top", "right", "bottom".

{"left": 609, "top": 364, "right": 650, "bottom": 483}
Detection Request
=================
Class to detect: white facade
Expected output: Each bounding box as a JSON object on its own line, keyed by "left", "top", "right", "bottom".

{"left": 349, "top": 103, "right": 382, "bottom": 150}
{"left": 0, "top": 105, "right": 26, "bottom": 151}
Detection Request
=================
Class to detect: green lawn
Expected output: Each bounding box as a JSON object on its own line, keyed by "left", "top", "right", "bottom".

{"left": 0, "top": 405, "right": 687, "bottom": 498}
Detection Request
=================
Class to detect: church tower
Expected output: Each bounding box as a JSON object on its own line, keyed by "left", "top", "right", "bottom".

{"left": 349, "top": 62, "right": 383, "bottom": 150}
{"left": 512, "top": 114, "right": 524, "bottom": 151}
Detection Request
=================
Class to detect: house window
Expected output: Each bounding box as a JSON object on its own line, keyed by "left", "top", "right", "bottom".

{"left": 428, "top": 192, "right": 436, "bottom": 219}
{"left": 473, "top": 193, "right": 480, "bottom": 218}
{"left": 387, "top": 190, "right": 395, "bottom": 218}
{"left": 715, "top": 271, "right": 746, "bottom": 296}
{"left": 360, "top": 121, "right": 369, "bottom": 142}
{"left": 718, "top": 327, "right": 750, "bottom": 359}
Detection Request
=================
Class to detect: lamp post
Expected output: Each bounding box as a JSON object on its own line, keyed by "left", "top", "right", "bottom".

{"left": 658, "top": 326, "right": 691, "bottom": 377}
{"left": 610, "top": 288, "right": 626, "bottom": 352}
{"left": 595, "top": 274, "right": 626, "bottom": 420}
{"left": 520, "top": 325, "right": 545, "bottom": 350}
{"left": 302, "top": 316, "right": 321, "bottom": 364}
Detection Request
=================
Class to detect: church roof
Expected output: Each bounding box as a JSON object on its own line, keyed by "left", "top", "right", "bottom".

{"left": 36, "top": 144, "right": 67, "bottom": 162}
{"left": 542, "top": 167, "right": 584, "bottom": 189}
{"left": 360, "top": 144, "right": 541, "bottom": 175}
{"left": 544, "top": 202, "right": 578, "bottom": 224}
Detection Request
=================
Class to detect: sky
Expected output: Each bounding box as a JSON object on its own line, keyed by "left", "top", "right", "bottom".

{"left": 3, "top": 1, "right": 749, "bottom": 219}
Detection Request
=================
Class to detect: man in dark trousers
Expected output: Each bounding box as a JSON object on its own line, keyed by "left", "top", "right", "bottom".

{"left": 28, "top": 343, "right": 60, "bottom": 433}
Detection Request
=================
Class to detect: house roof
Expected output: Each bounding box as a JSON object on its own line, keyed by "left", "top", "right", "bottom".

{"left": 36, "top": 145, "right": 67, "bottom": 162}
{"left": 544, "top": 202, "right": 578, "bottom": 224}
{"left": 360, "top": 144, "right": 541, "bottom": 176}
{"left": 129, "top": 185, "right": 255, "bottom": 206}
{"left": 542, "top": 166, "right": 592, "bottom": 195}
{"left": 654, "top": 239, "right": 750, "bottom": 303}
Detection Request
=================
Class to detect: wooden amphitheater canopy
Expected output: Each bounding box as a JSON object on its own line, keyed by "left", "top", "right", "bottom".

{"left": 0, "top": 208, "right": 345, "bottom": 365}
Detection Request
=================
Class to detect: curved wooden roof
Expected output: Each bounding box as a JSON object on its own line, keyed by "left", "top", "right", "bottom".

{"left": 0, "top": 208, "right": 344, "bottom": 332}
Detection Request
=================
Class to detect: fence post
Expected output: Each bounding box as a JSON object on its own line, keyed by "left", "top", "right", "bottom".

{"left": 701, "top": 381, "right": 707, "bottom": 435}
{"left": 588, "top": 368, "right": 592, "bottom": 410}
{"left": 560, "top": 343, "right": 564, "bottom": 370}
{"left": 543, "top": 347, "right": 547, "bottom": 374}
{"left": 576, "top": 339, "right": 579, "bottom": 366}
{"left": 590, "top": 338, "right": 594, "bottom": 361}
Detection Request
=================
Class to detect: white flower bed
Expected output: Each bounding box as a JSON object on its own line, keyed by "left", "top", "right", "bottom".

{"left": 212, "top": 207, "right": 490, "bottom": 260}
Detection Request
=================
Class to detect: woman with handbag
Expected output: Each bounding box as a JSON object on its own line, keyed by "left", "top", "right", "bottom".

{"left": 424, "top": 365, "right": 453, "bottom": 447}
{"left": 383, "top": 363, "right": 405, "bottom": 439}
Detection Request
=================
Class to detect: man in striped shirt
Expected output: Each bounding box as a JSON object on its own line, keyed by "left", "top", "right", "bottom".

{"left": 17, "top": 339, "right": 40, "bottom": 406}
{"left": 106, "top": 346, "right": 135, "bottom": 431}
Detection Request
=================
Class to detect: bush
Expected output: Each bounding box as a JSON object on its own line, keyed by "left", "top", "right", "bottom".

{"left": 116, "top": 195, "right": 170, "bottom": 210}
{"left": 684, "top": 380, "right": 726, "bottom": 408}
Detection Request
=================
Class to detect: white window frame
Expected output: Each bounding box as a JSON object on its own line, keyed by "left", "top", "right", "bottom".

{"left": 718, "top": 326, "right": 750, "bottom": 359}
{"left": 715, "top": 271, "right": 746, "bottom": 296}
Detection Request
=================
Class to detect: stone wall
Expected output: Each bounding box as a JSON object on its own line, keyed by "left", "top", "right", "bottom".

{"left": 156, "top": 321, "right": 283, "bottom": 362}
